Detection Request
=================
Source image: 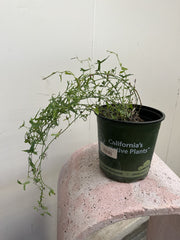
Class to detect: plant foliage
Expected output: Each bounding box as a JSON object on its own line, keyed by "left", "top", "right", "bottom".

{"left": 19, "top": 51, "right": 141, "bottom": 215}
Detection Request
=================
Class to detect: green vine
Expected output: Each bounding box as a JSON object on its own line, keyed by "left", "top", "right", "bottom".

{"left": 18, "top": 51, "right": 141, "bottom": 215}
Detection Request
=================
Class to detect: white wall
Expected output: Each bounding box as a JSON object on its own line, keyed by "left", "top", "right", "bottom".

{"left": 0, "top": 0, "right": 180, "bottom": 239}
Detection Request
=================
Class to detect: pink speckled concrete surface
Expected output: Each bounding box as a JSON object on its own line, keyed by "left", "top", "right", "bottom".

{"left": 57, "top": 143, "right": 180, "bottom": 240}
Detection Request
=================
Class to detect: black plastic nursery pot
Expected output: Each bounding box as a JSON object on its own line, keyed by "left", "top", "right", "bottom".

{"left": 96, "top": 105, "right": 165, "bottom": 182}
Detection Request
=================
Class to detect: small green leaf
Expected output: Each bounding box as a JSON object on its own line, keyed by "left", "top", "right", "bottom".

{"left": 49, "top": 188, "right": 55, "bottom": 196}
{"left": 40, "top": 211, "right": 51, "bottom": 216}
{"left": 23, "top": 149, "right": 37, "bottom": 155}
{"left": 44, "top": 211, "right": 51, "bottom": 216}
{"left": 41, "top": 205, "right": 48, "bottom": 210}
{"left": 80, "top": 68, "right": 90, "bottom": 72}
{"left": 51, "top": 131, "right": 61, "bottom": 138}
{"left": 121, "top": 67, "right": 128, "bottom": 72}
{"left": 94, "top": 107, "right": 99, "bottom": 115}
{"left": 33, "top": 206, "right": 39, "bottom": 211}
{"left": 23, "top": 149, "right": 31, "bottom": 153}
{"left": 34, "top": 178, "right": 40, "bottom": 183}
{"left": 17, "top": 180, "right": 22, "bottom": 185}
{"left": 23, "top": 181, "right": 30, "bottom": 190}
{"left": 19, "top": 121, "right": 25, "bottom": 129}
{"left": 64, "top": 71, "right": 73, "bottom": 75}
{"left": 29, "top": 159, "right": 35, "bottom": 168}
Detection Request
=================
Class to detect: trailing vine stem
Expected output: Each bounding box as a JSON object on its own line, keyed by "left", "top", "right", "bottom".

{"left": 18, "top": 51, "right": 142, "bottom": 215}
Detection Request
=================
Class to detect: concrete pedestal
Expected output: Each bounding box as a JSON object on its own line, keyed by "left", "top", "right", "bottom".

{"left": 57, "top": 143, "right": 180, "bottom": 240}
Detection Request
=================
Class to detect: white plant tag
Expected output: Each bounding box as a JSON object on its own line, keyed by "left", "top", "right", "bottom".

{"left": 100, "top": 142, "right": 117, "bottom": 159}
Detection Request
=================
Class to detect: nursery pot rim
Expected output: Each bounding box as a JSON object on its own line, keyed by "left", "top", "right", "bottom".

{"left": 95, "top": 104, "right": 165, "bottom": 125}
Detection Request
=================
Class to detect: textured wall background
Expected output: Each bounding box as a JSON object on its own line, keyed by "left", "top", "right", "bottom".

{"left": 0, "top": 0, "right": 180, "bottom": 239}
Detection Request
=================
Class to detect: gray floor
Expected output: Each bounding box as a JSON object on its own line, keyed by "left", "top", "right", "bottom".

{"left": 88, "top": 217, "right": 149, "bottom": 240}
{"left": 122, "top": 221, "right": 148, "bottom": 240}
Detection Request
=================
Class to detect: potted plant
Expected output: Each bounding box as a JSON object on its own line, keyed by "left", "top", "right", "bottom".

{"left": 18, "top": 51, "right": 165, "bottom": 215}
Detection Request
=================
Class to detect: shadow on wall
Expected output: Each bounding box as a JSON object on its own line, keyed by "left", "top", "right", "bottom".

{"left": 1, "top": 213, "right": 48, "bottom": 240}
